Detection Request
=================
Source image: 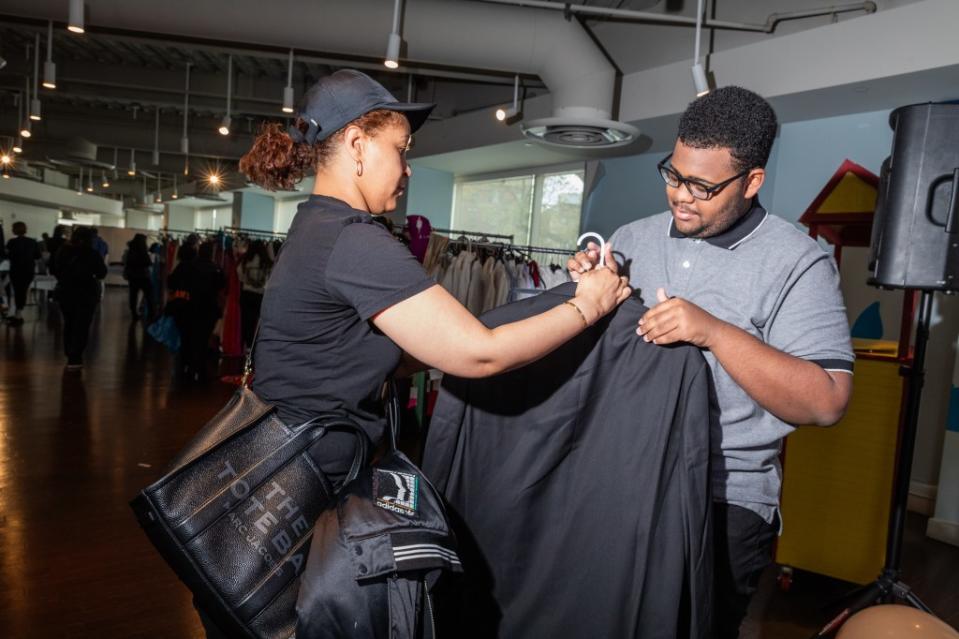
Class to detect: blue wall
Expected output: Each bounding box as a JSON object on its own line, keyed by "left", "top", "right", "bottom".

{"left": 768, "top": 108, "right": 892, "bottom": 223}
{"left": 406, "top": 165, "right": 454, "bottom": 228}
{"left": 240, "top": 192, "right": 275, "bottom": 232}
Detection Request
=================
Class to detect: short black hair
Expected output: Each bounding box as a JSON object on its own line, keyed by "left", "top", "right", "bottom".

{"left": 677, "top": 86, "right": 778, "bottom": 172}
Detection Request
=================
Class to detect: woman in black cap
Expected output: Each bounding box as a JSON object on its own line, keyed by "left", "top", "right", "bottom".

{"left": 239, "top": 69, "right": 629, "bottom": 475}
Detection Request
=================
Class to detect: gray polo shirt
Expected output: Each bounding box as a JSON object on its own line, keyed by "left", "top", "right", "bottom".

{"left": 609, "top": 201, "right": 854, "bottom": 523}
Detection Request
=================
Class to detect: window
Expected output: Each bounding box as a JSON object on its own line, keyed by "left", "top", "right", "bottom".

{"left": 451, "top": 167, "right": 585, "bottom": 248}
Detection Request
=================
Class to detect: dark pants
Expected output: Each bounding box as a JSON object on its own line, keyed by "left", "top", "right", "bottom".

{"left": 60, "top": 298, "right": 97, "bottom": 365}
{"left": 239, "top": 289, "right": 263, "bottom": 349}
{"left": 176, "top": 313, "right": 217, "bottom": 380}
{"left": 713, "top": 502, "right": 779, "bottom": 639}
{"left": 128, "top": 276, "right": 154, "bottom": 318}
{"left": 10, "top": 274, "right": 33, "bottom": 313}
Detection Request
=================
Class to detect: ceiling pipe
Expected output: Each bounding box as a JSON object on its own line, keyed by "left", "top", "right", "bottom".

{"left": 0, "top": 0, "right": 611, "bottom": 123}
{"left": 476, "top": 0, "right": 877, "bottom": 33}
{"left": 0, "top": 17, "right": 542, "bottom": 89}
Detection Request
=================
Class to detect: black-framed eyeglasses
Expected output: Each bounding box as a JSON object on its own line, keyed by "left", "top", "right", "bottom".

{"left": 656, "top": 153, "right": 750, "bottom": 201}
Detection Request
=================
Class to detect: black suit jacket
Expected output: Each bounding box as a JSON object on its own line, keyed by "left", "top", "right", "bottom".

{"left": 423, "top": 282, "right": 713, "bottom": 639}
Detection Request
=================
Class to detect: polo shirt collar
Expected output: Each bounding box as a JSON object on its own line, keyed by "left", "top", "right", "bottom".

{"left": 668, "top": 199, "right": 768, "bottom": 250}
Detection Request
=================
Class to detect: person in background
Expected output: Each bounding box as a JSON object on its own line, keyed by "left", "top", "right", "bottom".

{"left": 123, "top": 233, "right": 155, "bottom": 320}
{"left": 46, "top": 225, "right": 67, "bottom": 263}
{"left": 91, "top": 228, "right": 109, "bottom": 300}
{"left": 39, "top": 232, "right": 51, "bottom": 274}
{"left": 167, "top": 242, "right": 226, "bottom": 382}
{"left": 236, "top": 239, "right": 273, "bottom": 350}
{"left": 52, "top": 226, "right": 107, "bottom": 370}
{"left": 5, "top": 221, "right": 41, "bottom": 326}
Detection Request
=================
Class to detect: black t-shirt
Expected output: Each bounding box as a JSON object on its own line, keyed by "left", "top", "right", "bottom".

{"left": 6, "top": 236, "right": 40, "bottom": 277}
{"left": 253, "top": 195, "right": 434, "bottom": 463}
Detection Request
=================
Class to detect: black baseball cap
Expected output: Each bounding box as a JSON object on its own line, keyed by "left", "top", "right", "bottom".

{"left": 290, "top": 69, "right": 435, "bottom": 145}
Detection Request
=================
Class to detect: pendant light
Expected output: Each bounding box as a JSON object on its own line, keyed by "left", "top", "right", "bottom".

{"left": 181, "top": 63, "right": 190, "bottom": 156}
{"left": 495, "top": 75, "right": 522, "bottom": 125}
{"left": 690, "top": 0, "right": 710, "bottom": 97}
{"left": 76, "top": 166, "right": 84, "bottom": 194}
{"left": 384, "top": 0, "right": 404, "bottom": 69}
{"left": 29, "top": 34, "right": 42, "bottom": 121}
{"left": 68, "top": 0, "right": 85, "bottom": 34}
{"left": 86, "top": 169, "right": 94, "bottom": 192}
{"left": 12, "top": 136, "right": 23, "bottom": 154}
{"left": 171, "top": 173, "right": 178, "bottom": 199}
{"left": 282, "top": 49, "right": 295, "bottom": 113}
{"left": 111, "top": 147, "right": 118, "bottom": 180}
{"left": 20, "top": 82, "right": 32, "bottom": 138}
{"left": 128, "top": 147, "right": 136, "bottom": 176}
{"left": 153, "top": 107, "right": 161, "bottom": 165}
{"left": 43, "top": 21, "right": 56, "bottom": 89}
{"left": 155, "top": 172, "right": 162, "bottom": 203}
{"left": 218, "top": 55, "right": 232, "bottom": 136}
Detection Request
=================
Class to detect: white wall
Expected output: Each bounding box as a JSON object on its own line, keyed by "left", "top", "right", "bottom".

{"left": 274, "top": 198, "right": 303, "bottom": 234}
{"left": 0, "top": 200, "right": 61, "bottom": 240}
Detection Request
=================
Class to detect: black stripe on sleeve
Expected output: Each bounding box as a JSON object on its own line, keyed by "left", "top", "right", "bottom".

{"left": 811, "top": 358, "right": 854, "bottom": 372}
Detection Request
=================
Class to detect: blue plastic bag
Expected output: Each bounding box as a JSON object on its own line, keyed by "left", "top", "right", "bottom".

{"left": 147, "top": 315, "right": 181, "bottom": 353}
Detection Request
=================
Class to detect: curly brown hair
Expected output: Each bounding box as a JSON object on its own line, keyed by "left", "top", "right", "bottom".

{"left": 240, "top": 110, "right": 408, "bottom": 191}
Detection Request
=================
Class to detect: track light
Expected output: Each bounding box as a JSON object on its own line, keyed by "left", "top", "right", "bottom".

{"left": 282, "top": 50, "right": 295, "bottom": 113}
{"left": 495, "top": 75, "right": 523, "bottom": 126}
{"left": 219, "top": 55, "right": 232, "bottom": 135}
{"left": 30, "top": 34, "right": 42, "bottom": 120}
{"left": 691, "top": 0, "right": 710, "bottom": 97}
{"left": 384, "top": 0, "right": 404, "bottom": 69}
{"left": 384, "top": 33, "right": 401, "bottom": 69}
{"left": 181, "top": 64, "right": 191, "bottom": 174}
{"left": 128, "top": 148, "right": 136, "bottom": 176}
{"left": 153, "top": 108, "right": 161, "bottom": 165}
{"left": 691, "top": 63, "right": 709, "bottom": 97}
{"left": 68, "top": 0, "right": 85, "bottom": 34}
{"left": 43, "top": 21, "right": 56, "bottom": 89}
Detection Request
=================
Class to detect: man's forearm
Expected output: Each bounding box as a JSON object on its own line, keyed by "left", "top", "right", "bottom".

{"left": 707, "top": 322, "right": 851, "bottom": 426}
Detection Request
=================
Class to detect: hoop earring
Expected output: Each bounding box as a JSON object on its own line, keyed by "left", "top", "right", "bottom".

{"left": 355, "top": 160, "right": 363, "bottom": 177}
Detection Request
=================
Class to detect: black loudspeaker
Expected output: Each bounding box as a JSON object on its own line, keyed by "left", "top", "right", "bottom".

{"left": 868, "top": 103, "right": 959, "bottom": 292}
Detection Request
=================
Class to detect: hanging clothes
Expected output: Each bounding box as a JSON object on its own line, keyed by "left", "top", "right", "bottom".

{"left": 405, "top": 214, "right": 432, "bottom": 263}
{"left": 423, "top": 282, "right": 713, "bottom": 639}
{"left": 219, "top": 248, "right": 243, "bottom": 357}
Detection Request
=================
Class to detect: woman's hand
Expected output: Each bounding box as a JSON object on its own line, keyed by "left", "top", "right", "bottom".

{"left": 571, "top": 244, "right": 631, "bottom": 323}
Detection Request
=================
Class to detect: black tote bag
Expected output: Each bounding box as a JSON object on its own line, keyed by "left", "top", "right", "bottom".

{"left": 130, "top": 374, "right": 370, "bottom": 639}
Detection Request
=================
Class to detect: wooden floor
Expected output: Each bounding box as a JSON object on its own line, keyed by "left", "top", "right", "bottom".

{"left": 1, "top": 287, "right": 957, "bottom": 638}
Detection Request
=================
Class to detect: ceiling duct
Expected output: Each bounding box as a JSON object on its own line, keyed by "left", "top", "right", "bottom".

{"left": 32, "top": 136, "right": 115, "bottom": 170}
{"left": 8, "top": 0, "right": 637, "bottom": 150}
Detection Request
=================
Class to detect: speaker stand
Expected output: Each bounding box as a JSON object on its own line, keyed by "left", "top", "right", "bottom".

{"left": 809, "top": 290, "right": 937, "bottom": 638}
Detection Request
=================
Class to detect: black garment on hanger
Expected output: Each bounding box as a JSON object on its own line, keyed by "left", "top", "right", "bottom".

{"left": 422, "top": 282, "right": 713, "bottom": 639}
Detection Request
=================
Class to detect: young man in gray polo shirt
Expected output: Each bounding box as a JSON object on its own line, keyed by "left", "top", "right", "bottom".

{"left": 570, "top": 86, "right": 854, "bottom": 638}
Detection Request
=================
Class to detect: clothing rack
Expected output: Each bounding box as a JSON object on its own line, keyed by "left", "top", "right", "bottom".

{"left": 431, "top": 227, "right": 515, "bottom": 242}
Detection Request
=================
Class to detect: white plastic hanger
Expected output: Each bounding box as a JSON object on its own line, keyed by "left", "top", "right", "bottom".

{"left": 576, "top": 232, "right": 607, "bottom": 267}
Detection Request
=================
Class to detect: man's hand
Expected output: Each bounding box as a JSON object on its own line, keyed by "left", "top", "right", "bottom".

{"left": 637, "top": 288, "right": 726, "bottom": 348}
